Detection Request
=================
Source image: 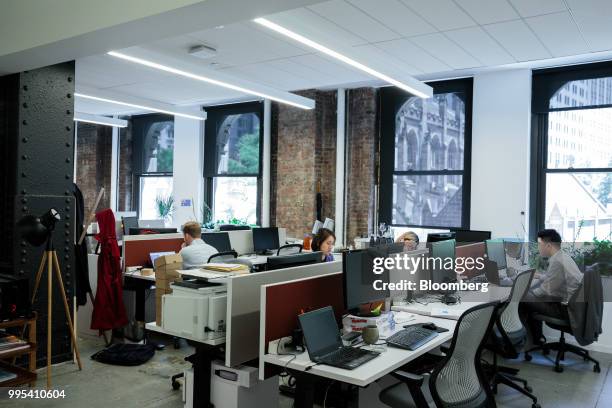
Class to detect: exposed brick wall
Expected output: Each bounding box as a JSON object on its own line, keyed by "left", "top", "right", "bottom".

{"left": 75, "top": 123, "right": 112, "bottom": 216}
{"left": 345, "top": 88, "right": 378, "bottom": 246}
{"left": 118, "top": 122, "right": 133, "bottom": 212}
{"left": 75, "top": 122, "right": 134, "bottom": 216}
{"left": 270, "top": 90, "right": 337, "bottom": 238}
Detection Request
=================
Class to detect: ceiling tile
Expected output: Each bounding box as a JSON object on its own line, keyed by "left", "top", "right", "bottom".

{"left": 484, "top": 19, "right": 552, "bottom": 61}
{"left": 526, "top": 12, "right": 590, "bottom": 57}
{"left": 454, "top": 0, "right": 519, "bottom": 24}
{"left": 352, "top": 44, "right": 422, "bottom": 75}
{"left": 566, "top": 1, "right": 612, "bottom": 52}
{"left": 375, "top": 38, "right": 451, "bottom": 73}
{"left": 508, "top": 0, "right": 566, "bottom": 17}
{"left": 348, "top": 0, "right": 436, "bottom": 37}
{"left": 308, "top": 0, "right": 400, "bottom": 43}
{"left": 265, "top": 7, "right": 367, "bottom": 47}
{"left": 410, "top": 33, "right": 482, "bottom": 69}
{"left": 401, "top": 0, "right": 477, "bottom": 30}
{"left": 565, "top": 0, "right": 612, "bottom": 14}
{"left": 446, "top": 26, "right": 515, "bottom": 65}
{"left": 288, "top": 54, "right": 372, "bottom": 82}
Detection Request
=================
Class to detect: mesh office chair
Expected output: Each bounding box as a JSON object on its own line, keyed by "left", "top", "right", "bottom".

{"left": 277, "top": 243, "right": 303, "bottom": 256}
{"left": 486, "top": 269, "right": 539, "bottom": 408}
{"left": 207, "top": 250, "right": 238, "bottom": 263}
{"left": 524, "top": 267, "right": 602, "bottom": 373}
{"left": 379, "top": 302, "right": 499, "bottom": 408}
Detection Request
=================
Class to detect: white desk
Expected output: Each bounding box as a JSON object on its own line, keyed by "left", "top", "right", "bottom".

{"left": 124, "top": 270, "right": 156, "bottom": 282}
{"left": 236, "top": 254, "right": 268, "bottom": 265}
{"left": 263, "top": 314, "right": 455, "bottom": 388}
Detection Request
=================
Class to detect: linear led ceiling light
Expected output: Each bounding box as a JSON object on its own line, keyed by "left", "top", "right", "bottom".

{"left": 73, "top": 112, "right": 128, "bottom": 128}
{"left": 107, "top": 51, "right": 314, "bottom": 109}
{"left": 254, "top": 17, "right": 431, "bottom": 98}
{"left": 74, "top": 93, "right": 205, "bottom": 120}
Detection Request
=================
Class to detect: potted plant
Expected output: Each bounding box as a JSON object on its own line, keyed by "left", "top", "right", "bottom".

{"left": 155, "top": 194, "right": 174, "bottom": 225}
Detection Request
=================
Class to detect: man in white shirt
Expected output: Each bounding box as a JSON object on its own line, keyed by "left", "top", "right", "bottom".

{"left": 179, "top": 222, "right": 217, "bottom": 269}
{"left": 520, "top": 229, "right": 583, "bottom": 344}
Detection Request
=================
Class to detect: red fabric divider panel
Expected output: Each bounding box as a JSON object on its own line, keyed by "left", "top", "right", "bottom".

{"left": 123, "top": 238, "right": 183, "bottom": 269}
{"left": 263, "top": 273, "right": 344, "bottom": 347}
{"left": 456, "top": 242, "right": 486, "bottom": 278}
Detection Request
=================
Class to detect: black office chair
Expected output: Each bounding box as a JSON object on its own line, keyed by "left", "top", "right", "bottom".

{"left": 207, "top": 250, "right": 238, "bottom": 263}
{"left": 485, "top": 269, "right": 540, "bottom": 408}
{"left": 277, "top": 243, "right": 302, "bottom": 256}
{"left": 379, "top": 301, "right": 499, "bottom": 408}
{"left": 219, "top": 224, "right": 250, "bottom": 231}
{"left": 524, "top": 267, "right": 602, "bottom": 373}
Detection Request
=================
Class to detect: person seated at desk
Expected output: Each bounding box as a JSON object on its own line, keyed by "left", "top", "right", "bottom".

{"left": 312, "top": 228, "right": 336, "bottom": 262}
{"left": 179, "top": 221, "right": 217, "bottom": 269}
{"left": 520, "top": 229, "right": 582, "bottom": 344}
{"left": 396, "top": 231, "right": 419, "bottom": 251}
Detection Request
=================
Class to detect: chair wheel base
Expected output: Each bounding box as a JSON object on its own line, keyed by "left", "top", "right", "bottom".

{"left": 594, "top": 364, "right": 601, "bottom": 373}
{"left": 172, "top": 380, "right": 181, "bottom": 390}
{"left": 532, "top": 404, "right": 541, "bottom": 408}
{"left": 525, "top": 385, "right": 533, "bottom": 392}
{"left": 542, "top": 348, "right": 550, "bottom": 356}
{"left": 524, "top": 353, "right": 532, "bottom": 361}
{"left": 554, "top": 365, "right": 564, "bottom": 373}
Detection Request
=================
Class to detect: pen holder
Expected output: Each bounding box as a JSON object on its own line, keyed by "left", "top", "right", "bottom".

{"left": 362, "top": 325, "right": 379, "bottom": 345}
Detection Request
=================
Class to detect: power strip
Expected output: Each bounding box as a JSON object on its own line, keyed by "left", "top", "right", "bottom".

{"left": 268, "top": 336, "right": 294, "bottom": 355}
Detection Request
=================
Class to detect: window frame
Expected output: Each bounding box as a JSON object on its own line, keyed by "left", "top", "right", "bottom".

{"left": 379, "top": 78, "right": 473, "bottom": 230}
{"left": 203, "top": 101, "right": 264, "bottom": 225}
{"left": 530, "top": 61, "right": 612, "bottom": 240}
{"left": 130, "top": 113, "right": 175, "bottom": 218}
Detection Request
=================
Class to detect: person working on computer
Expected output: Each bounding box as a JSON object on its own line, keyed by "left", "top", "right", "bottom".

{"left": 396, "top": 231, "right": 419, "bottom": 251}
{"left": 311, "top": 228, "right": 335, "bottom": 262}
{"left": 520, "top": 229, "right": 583, "bottom": 344}
{"left": 179, "top": 222, "right": 217, "bottom": 269}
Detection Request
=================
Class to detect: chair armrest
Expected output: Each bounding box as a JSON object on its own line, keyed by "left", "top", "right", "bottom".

{"left": 440, "top": 344, "right": 450, "bottom": 355}
{"left": 391, "top": 370, "right": 424, "bottom": 386}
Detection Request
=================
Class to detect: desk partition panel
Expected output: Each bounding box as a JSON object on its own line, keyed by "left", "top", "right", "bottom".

{"left": 122, "top": 233, "right": 184, "bottom": 271}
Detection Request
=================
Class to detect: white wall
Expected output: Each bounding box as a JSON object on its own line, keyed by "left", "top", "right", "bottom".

{"left": 172, "top": 117, "right": 204, "bottom": 229}
{"left": 470, "top": 69, "right": 532, "bottom": 240}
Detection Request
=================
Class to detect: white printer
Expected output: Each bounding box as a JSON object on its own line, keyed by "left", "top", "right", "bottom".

{"left": 162, "top": 281, "right": 227, "bottom": 341}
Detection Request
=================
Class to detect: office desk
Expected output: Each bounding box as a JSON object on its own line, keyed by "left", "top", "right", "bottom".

{"left": 145, "top": 322, "right": 225, "bottom": 408}
{"left": 263, "top": 315, "right": 455, "bottom": 408}
{"left": 236, "top": 254, "right": 268, "bottom": 265}
{"left": 392, "top": 285, "right": 511, "bottom": 320}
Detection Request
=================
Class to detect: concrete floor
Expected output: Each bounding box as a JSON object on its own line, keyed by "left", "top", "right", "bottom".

{"left": 0, "top": 333, "right": 610, "bottom": 408}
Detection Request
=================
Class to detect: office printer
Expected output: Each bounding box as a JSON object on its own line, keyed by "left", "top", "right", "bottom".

{"left": 162, "top": 280, "right": 227, "bottom": 341}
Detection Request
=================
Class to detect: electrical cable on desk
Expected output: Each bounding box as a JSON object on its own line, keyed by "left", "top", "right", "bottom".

{"left": 323, "top": 380, "right": 336, "bottom": 408}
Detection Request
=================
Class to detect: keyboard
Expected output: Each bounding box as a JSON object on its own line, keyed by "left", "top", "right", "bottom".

{"left": 386, "top": 327, "right": 439, "bottom": 351}
{"left": 319, "top": 347, "right": 379, "bottom": 369}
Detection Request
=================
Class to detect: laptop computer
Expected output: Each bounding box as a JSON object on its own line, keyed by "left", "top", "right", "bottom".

{"left": 298, "top": 306, "right": 380, "bottom": 370}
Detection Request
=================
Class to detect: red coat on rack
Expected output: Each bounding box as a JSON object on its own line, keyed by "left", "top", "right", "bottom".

{"left": 91, "top": 209, "right": 128, "bottom": 332}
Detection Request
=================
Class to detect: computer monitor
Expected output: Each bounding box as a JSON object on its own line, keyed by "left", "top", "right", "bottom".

{"left": 430, "top": 239, "right": 457, "bottom": 285}
{"left": 122, "top": 216, "right": 138, "bottom": 235}
{"left": 138, "top": 219, "right": 166, "bottom": 228}
{"left": 427, "top": 232, "right": 456, "bottom": 243}
{"left": 202, "top": 232, "right": 232, "bottom": 252}
{"left": 252, "top": 227, "right": 279, "bottom": 254}
{"left": 454, "top": 229, "right": 491, "bottom": 244}
{"left": 219, "top": 224, "right": 251, "bottom": 231}
{"left": 129, "top": 227, "right": 178, "bottom": 235}
{"left": 266, "top": 252, "right": 321, "bottom": 271}
{"left": 342, "top": 247, "right": 390, "bottom": 314}
{"left": 149, "top": 251, "right": 176, "bottom": 268}
{"left": 485, "top": 239, "right": 507, "bottom": 270}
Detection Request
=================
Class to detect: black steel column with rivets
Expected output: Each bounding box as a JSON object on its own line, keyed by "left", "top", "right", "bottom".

{"left": 0, "top": 62, "right": 76, "bottom": 365}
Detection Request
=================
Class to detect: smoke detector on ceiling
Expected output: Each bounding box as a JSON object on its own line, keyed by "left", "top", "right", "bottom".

{"left": 188, "top": 44, "right": 218, "bottom": 59}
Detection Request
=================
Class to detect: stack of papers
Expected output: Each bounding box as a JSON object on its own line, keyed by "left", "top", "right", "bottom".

{"left": 202, "top": 263, "right": 249, "bottom": 273}
{"left": 0, "top": 368, "right": 17, "bottom": 382}
{"left": 0, "top": 334, "right": 28, "bottom": 352}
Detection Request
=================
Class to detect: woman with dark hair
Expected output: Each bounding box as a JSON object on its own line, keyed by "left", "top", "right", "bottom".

{"left": 312, "top": 228, "right": 336, "bottom": 262}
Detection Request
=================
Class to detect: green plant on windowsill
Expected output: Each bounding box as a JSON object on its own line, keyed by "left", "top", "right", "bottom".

{"left": 155, "top": 194, "right": 174, "bottom": 221}
{"left": 583, "top": 237, "right": 612, "bottom": 277}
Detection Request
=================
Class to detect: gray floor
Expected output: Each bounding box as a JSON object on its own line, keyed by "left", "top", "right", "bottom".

{"left": 0, "top": 334, "right": 610, "bottom": 407}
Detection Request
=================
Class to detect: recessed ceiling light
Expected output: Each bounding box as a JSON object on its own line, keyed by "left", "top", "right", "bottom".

{"left": 74, "top": 92, "right": 205, "bottom": 120}
{"left": 107, "top": 50, "right": 315, "bottom": 109}
{"left": 253, "top": 17, "right": 431, "bottom": 98}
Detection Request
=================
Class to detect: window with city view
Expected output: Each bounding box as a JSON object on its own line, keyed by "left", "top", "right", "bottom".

{"left": 379, "top": 79, "right": 472, "bottom": 230}
{"left": 544, "top": 77, "right": 612, "bottom": 241}
{"left": 204, "top": 103, "right": 262, "bottom": 225}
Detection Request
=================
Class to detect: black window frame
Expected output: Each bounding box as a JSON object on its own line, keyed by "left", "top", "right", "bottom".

{"left": 203, "top": 101, "right": 264, "bottom": 225}
{"left": 130, "top": 113, "right": 175, "bottom": 217}
{"left": 379, "top": 78, "right": 473, "bottom": 231}
{"left": 530, "top": 61, "right": 612, "bottom": 240}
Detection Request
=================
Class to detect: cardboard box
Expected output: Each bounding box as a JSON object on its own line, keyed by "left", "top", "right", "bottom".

{"left": 155, "top": 287, "right": 172, "bottom": 326}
